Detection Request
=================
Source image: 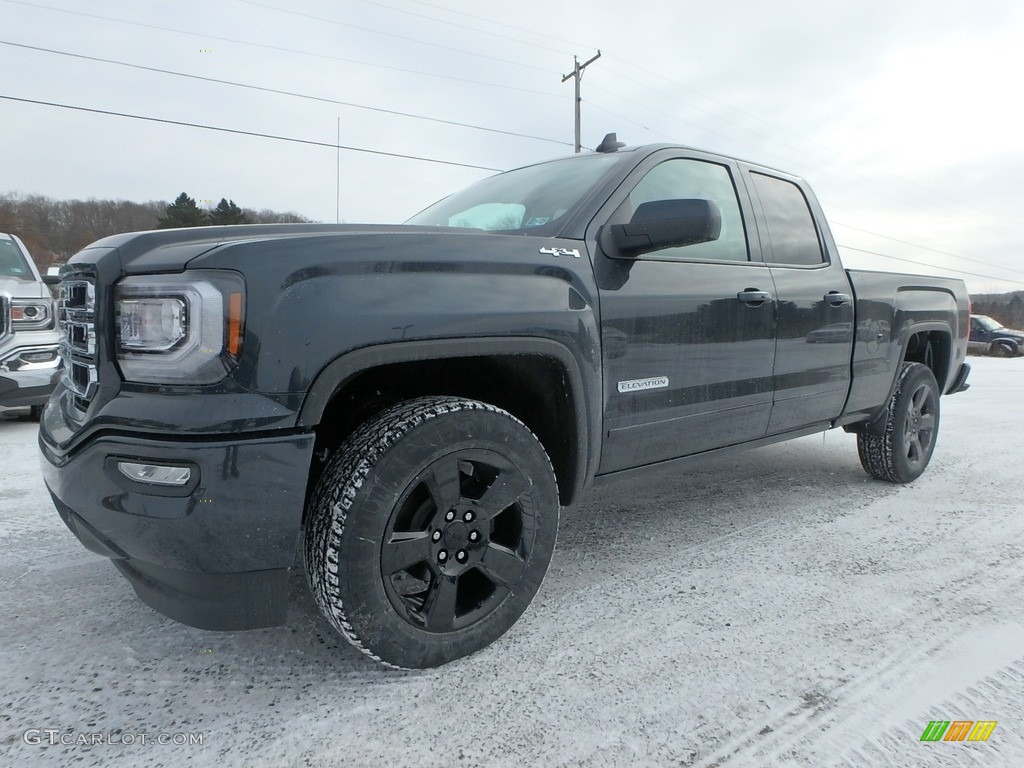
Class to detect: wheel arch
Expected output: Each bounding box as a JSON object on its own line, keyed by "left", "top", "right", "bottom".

{"left": 298, "top": 337, "right": 596, "bottom": 508}
{"left": 854, "top": 324, "right": 950, "bottom": 437}
{"left": 902, "top": 325, "right": 952, "bottom": 390}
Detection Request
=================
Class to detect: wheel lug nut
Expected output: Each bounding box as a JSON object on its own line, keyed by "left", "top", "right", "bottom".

{"left": 463, "top": 510, "right": 474, "bottom": 522}
{"left": 432, "top": 531, "right": 442, "bottom": 543}
{"left": 445, "top": 510, "right": 456, "bottom": 522}
{"left": 438, "top": 550, "right": 448, "bottom": 563}
{"left": 456, "top": 550, "right": 467, "bottom": 563}
{"left": 468, "top": 530, "right": 480, "bottom": 543}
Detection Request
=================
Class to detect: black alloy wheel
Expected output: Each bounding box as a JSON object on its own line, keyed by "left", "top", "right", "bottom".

{"left": 857, "top": 362, "right": 940, "bottom": 483}
{"left": 305, "top": 397, "right": 559, "bottom": 669}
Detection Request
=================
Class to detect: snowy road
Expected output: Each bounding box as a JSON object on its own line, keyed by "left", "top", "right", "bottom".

{"left": 2, "top": 356, "right": 1022, "bottom": 767}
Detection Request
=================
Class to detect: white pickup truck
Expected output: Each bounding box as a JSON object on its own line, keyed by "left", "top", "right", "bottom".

{"left": 0, "top": 233, "right": 61, "bottom": 419}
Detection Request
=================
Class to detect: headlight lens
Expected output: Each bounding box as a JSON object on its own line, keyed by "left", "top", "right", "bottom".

{"left": 115, "top": 271, "right": 245, "bottom": 384}
{"left": 119, "top": 296, "right": 188, "bottom": 352}
{"left": 11, "top": 298, "right": 55, "bottom": 330}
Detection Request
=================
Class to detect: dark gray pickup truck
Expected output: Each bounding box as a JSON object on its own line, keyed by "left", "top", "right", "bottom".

{"left": 40, "top": 141, "right": 971, "bottom": 668}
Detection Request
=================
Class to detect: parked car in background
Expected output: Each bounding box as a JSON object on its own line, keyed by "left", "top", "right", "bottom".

{"left": 0, "top": 233, "right": 61, "bottom": 419}
{"left": 969, "top": 314, "right": 1024, "bottom": 357}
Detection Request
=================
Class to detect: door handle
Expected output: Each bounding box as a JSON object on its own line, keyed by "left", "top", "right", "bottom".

{"left": 737, "top": 288, "right": 772, "bottom": 306}
{"left": 825, "top": 291, "right": 851, "bottom": 306}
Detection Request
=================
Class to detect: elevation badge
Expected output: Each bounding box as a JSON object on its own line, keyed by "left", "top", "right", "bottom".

{"left": 617, "top": 376, "right": 669, "bottom": 393}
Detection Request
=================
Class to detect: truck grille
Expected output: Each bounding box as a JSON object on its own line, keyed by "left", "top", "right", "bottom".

{"left": 0, "top": 295, "right": 8, "bottom": 341}
{"left": 58, "top": 275, "right": 98, "bottom": 411}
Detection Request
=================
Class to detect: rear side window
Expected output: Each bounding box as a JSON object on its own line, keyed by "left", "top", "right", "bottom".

{"left": 0, "top": 237, "right": 33, "bottom": 279}
{"left": 750, "top": 173, "right": 825, "bottom": 266}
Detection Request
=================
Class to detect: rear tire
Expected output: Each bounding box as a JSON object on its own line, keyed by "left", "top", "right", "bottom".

{"left": 857, "top": 362, "right": 940, "bottom": 483}
{"left": 305, "top": 396, "right": 559, "bottom": 669}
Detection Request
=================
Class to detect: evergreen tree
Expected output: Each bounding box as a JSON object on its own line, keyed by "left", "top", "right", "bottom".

{"left": 209, "top": 198, "right": 249, "bottom": 226}
{"left": 157, "top": 193, "right": 207, "bottom": 228}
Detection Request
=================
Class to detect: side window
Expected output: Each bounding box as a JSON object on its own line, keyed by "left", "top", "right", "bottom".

{"left": 750, "top": 173, "right": 825, "bottom": 266}
{"left": 617, "top": 159, "right": 749, "bottom": 262}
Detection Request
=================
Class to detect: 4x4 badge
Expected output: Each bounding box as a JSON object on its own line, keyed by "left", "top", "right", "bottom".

{"left": 540, "top": 247, "right": 581, "bottom": 258}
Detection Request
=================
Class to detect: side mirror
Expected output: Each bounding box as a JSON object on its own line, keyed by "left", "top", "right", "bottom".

{"left": 42, "top": 274, "right": 62, "bottom": 286}
{"left": 609, "top": 199, "right": 722, "bottom": 257}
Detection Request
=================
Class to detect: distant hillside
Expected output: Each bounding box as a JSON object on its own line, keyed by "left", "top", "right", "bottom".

{"left": 0, "top": 192, "right": 313, "bottom": 266}
{"left": 970, "top": 290, "right": 1024, "bottom": 305}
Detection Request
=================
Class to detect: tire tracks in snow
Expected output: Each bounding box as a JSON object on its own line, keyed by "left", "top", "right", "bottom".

{"left": 690, "top": 543, "right": 1024, "bottom": 767}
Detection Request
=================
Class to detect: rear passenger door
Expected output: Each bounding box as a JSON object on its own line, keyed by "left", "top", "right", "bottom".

{"left": 743, "top": 168, "right": 854, "bottom": 434}
{"left": 591, "top": 151, "right": 777, "bottom": 474}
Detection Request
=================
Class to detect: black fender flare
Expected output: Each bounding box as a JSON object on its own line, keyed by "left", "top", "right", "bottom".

{"left": 297, "top": 336, "right": 599, "bottom": 504}
{"left": 860, "top": 321, "right": 952, "bottom": 436}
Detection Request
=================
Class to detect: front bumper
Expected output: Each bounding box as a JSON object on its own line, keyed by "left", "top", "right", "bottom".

{"left": 39, "top": 424, "right": 316, "bottom": 630}
{"left": 0, "top": 339, "right": 60, "bottom": 408}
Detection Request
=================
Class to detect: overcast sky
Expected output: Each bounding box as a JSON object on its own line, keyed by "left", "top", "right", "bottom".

{"left": 2, "top": 0, "right": 1023, "bottom": 293}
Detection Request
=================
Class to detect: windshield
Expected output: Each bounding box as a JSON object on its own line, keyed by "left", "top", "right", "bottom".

{"left": 407, "top": 153, "right": 625, "bottom": 232}
{"left": 0, "top": 236, "right": 34, "bottom": 280}
{"left": 973, "top": 315, "right": 1004, "bottom": 331}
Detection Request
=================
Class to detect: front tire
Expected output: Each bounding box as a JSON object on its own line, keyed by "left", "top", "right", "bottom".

{"left": 991, "top": 342, "right": 1014, "bottom": 357}
{"left": 857, "top": 362, "right": 940, "bottom": 483}
{"left": 305, "top": 397, "right": 559, "bottom": 669}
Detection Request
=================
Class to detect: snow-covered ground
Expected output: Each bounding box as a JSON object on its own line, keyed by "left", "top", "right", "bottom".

{"left": 2, "top": 356, "right": 1022, "bottom": 767}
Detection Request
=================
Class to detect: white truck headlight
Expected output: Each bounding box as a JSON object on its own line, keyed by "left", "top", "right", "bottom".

{"left": 115, "top": 272, "right": 245, "bottom": 384}
{"left": 11, "top": 298, "right": 55, "bottom": 330}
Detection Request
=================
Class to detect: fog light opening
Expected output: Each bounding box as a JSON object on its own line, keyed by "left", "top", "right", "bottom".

{"left": 21, "top": 350, "right": 58, "bottom": 363}
{"left": 117, "top": 462, "right": 192, "bottom": 486}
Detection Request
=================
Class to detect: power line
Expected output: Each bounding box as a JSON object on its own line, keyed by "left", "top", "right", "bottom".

{"left": 586, "top": 82, "right": 745, "bottom": 148}
{"left": 831, "top": 219, "right": 1024, "bottom": 277}
{"left": 0, "top": 94, "right": 503, "bottom": 172}
{"left": 598, "top": 54, "right": 1024, "bottom": 241}
{"left": 4, "top": 89, "right": 1022, "bottom": 283}
{"left": 348, "top": 0, "right": 584, "bottom": 55}
{"left": 0, "top": 40, "right": 572, "bottom": 148}
{"left": 240, "top": 0, "right": 1022, "bottom": 243}
{"left": 582, "top": 99, "right": 673, "bottom": 142}
{"left": 236, "top": 0, "right": 554, "bottom": 74}
{"left": 837, "top": 244, "right": 1024, "bottom": 286}
{"left": 2, "top": 0, "right": 562, "bottom": 99}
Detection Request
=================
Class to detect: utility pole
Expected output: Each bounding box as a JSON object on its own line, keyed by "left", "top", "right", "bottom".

{"left": 336, "top": 117, "right": 341, "bottom": 224}
{"left": 561, "top": 50, "right": 601, "bottom": 153}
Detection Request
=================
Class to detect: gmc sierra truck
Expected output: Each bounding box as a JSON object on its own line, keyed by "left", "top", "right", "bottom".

{"left": 1, "top": 233, "right": 61, "bottom": 419}
{"left": 39, "top": 140, "right": 971, "bottom": 669}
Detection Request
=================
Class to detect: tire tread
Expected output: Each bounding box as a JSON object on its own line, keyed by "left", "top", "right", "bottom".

{"left": 304, "top": 396, "right": 556, "bottom": 669}
{"left": 856, "top": 362, "right": 938, "bottom": 484}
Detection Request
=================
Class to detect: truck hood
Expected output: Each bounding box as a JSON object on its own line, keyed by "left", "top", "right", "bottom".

{"left": 992, "top": 328, "right": 1024, "bottom": 339}
{"left": 73, "top": 224, "right": 464, "bottom": 274}
{"left": 0, "top": 276, "right": 49, "bottom": 298}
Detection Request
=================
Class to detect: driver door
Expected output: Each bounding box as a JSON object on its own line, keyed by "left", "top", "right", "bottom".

{"left": 591, "top": 152, "right": 777, "bottom": 474}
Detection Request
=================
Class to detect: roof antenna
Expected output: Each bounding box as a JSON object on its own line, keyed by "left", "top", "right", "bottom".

{"left": 596, "top": 132, "right": 625, "bottom": 153}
